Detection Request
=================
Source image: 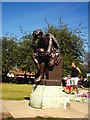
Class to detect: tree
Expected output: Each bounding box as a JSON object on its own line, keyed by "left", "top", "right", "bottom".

{"left": 84, "top": 52, "right": 90, "bottom": 72}
{"left": 2, "top": 31, "right": 36, "bottom": 79}
{"left": 2, "top": 18, "right": 87, "bottom": 80}
{"left": 44, "top": 18, "right": 86, "bottom": 77}
{"left": 2, "top": 34, "right": 18, "bottom": 78}
{"left": 16, "top": 30, "right": 36, "bottom": 73}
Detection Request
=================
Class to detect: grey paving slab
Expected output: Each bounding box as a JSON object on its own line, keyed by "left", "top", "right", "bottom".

{"left": 0, "top": 100, "right": 2, "bottom": 120}
{"left": 35, "top": 108, "right": 86, "bottom": 118}
{"left": 2, "top": 100, "right": 88, "bottom": 119}
{"left": 70, "top": 101, "right": 88, "bottom": 114}
{"left": 0, "top": 100, "right": 13, "bottom": 119}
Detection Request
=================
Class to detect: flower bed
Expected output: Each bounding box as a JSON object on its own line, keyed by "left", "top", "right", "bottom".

{"left": 71, "top": 92, "right": 90, "bottom": 103}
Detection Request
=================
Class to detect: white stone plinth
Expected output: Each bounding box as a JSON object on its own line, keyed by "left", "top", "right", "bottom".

{"left": 30, "top": 85, "right": 70, "bottom": 109}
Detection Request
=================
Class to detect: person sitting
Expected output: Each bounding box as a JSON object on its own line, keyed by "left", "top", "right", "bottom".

{"left": 32, "top": 29, "right": 61, "bottom": 83}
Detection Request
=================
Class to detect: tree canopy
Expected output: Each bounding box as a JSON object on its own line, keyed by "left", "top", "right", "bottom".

{"left": 2, "top": 19, "right": 88, "bottom": 78}
{"left": 2, "top": 35, "right": 18, "bottom": 73}
{"left": 44, "top": 18, "right": 86, "bottom": 76}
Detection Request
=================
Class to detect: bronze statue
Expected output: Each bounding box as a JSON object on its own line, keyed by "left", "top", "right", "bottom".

{"left": 32, "top": 29, "right": 62, "bottom": 85}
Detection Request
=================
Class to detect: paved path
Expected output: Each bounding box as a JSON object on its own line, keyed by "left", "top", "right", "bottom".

{"left": 1, "top": 100, "right": 88, "bottom": 119}
{"left": 1, "top": 88, "right": 89, "bottom": 119}
{"left": 1, "top": 100, "right": 12, "bottom": 119}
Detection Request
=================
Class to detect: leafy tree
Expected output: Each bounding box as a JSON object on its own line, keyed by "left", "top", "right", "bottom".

{"left": 16, "top": 30, "right": 36, "bottom": 73}
{"left": 2, "top": 34, "right": 18, "bottom": 77}
{"left": 84, "top": 52, "right": 90, "bottom": 73}
{"left": 2, "top": 32, "right": 36, "bottom": 80}
{"left": 44, "top": 18, "right": 87, "bottom": 77}
{"left": 2, "top": 18, "right": 87, "bottom": 81}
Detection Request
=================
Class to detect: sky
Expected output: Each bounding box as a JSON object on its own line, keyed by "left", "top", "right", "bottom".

{"left": 1, "top": 0, "right": 89, "bottom": 2}
{"left": 2, "top": 2, "right": 88, "bottom": 50}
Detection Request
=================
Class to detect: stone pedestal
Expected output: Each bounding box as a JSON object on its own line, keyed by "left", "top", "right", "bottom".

{"left": 30, "top": 85, "right": 70, "bottom": 109}
{"left": 49, "top": 59, "right": 63, "bottom": 81}
{"left": 39, "top": 59, "right": 63, "bottom": 86}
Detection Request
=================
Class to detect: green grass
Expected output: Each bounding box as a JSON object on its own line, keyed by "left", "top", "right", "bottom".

{"left": 2, "top": 83, "right": 33, "bottom": 100}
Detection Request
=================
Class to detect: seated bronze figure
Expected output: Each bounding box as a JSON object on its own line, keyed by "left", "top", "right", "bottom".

{"left": 32, "top": 29, "right": 62, "bottom": 85}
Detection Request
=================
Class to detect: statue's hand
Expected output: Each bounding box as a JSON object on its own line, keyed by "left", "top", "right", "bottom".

{"left": 45, "top": 52, "right": 50, "bottom": 57}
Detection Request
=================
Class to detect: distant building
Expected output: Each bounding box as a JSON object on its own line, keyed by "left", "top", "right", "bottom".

{"left": 7, "top": 73, "right": 15, "bottom": 78}
{"left": 7, "top": 68, "right": 33, "bottom": 78}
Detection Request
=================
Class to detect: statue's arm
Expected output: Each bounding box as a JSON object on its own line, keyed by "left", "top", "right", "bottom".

{"left": 49, "top": 33, "right": 59, "bottom": 49}
{"left": 46, "top": 35, "right": 52, "bottom": 55}
{"left": 32, "top": 39, "right": 37, "bottom": 53}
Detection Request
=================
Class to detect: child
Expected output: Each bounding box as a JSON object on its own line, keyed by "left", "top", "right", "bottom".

{"left": 65, "top": 75, "right": 71, "bottom": 94}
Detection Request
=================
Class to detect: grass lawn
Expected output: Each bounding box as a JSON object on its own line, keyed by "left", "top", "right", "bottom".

{"left": 2, "top": 83, "right": 33, "bottom": 100}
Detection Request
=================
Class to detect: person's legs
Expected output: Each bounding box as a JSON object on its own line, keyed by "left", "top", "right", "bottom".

{"left": 31, "top": 54, "right": 40, "bottom": 69}
{"left": 40, "top": 62, "right": 45, "bottom": 79}
{"left": 71, "top": 78, "right": 75, "bottom": 93}
{"left": 72, "top": 85, "right": 75, "bottom": 93}
{"left": 35, "top": 62, "right": 45, "bottom": 83}
{"left": 44, "top": 58, "right": 49, "bottom": 79}
{"left": 76, "top": 85, "right": 79, "bottom": 93}
{"left": 45, "top": 68, "right": 49, "bottom": 79}
{"left": 69, "top": 86, "right": 71, "bottom": 94}
{"left": 75, "top": 77, "right": 79, "bottom": 94}
{"left": 66, "top": 86, "right": 69, "bottom": 93}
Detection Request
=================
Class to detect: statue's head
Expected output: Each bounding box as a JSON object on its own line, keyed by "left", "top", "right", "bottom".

{"left": 33, "top": 29, "right": 43, "bottom": 40}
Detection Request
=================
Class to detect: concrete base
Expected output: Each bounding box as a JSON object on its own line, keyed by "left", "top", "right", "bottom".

{"left": 30, "top": 85, "right": 70, "bottom": 109}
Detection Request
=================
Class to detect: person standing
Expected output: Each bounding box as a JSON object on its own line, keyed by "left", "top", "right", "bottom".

{"left": 65, "top": 75, "right": 71, "bottom": 94}
{"left": 71, "top": 62, "right": 81, "bottom": 94}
